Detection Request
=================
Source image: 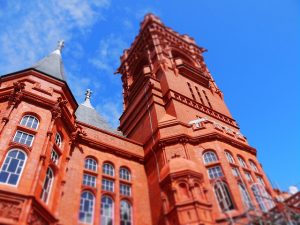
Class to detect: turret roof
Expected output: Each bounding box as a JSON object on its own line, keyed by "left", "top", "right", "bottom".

{"left": 31, "top": 40, "right": 66, "bottom": 81}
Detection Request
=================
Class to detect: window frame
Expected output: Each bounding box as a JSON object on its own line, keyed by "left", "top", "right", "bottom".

{"left": 101, "top": 195, "right": 114, "bottom": 225}
{"left": 214, "top": 181, "right": 235, "bottom": 212}
{"left": 40, "top": 167, "right": 54, "bottom": 204}
{"left": 83, "top": 173, "right": 97, "bottom": 188}
{"left": 79, "top": 191, "right": 95, "bottom": 224}
{"left": 203, "top": 151, "right": 218, "bottom": 165}
{"left": 0, "top": 149, "right": 27, "bottom": 186}
{"left": 102, "top": 178, "right": 114, "bottom": 192}
{"left": 119, "top": 167, "right": 131, "bottom": 181}
{"left": 20, "top": 115, "right": 39, "bottom": 130}
{"left": 13, "top": 130, "right": 34, "bottom": 147}
{"left": 55, "top": 133, "right": 62, "bottom": 148}
{"left": 237, "top": 156, "right": 247, "bottom": 168}
{"left": 102, "top": 162, "right": 114, "bottom": 177}
{"left": 207, "top": 166, "right": 224, "bottom": 179}
{"left": 225, "top": 151, "right": 235, "bottom": 164}
{"left": 120, "top": 200, "right": 132, "bottom": 225}
{"left": 84, "top": 158, "right": 98, "bottom": 172}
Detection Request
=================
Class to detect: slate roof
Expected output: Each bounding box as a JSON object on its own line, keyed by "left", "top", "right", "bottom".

{"left": 75, "top": 90, "right": 118, "bottom": 133}
{"left": 31, "top": 41, "right": 65, "bottom": 81}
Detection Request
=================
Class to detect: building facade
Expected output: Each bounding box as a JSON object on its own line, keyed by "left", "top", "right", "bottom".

{"left": 0, "top": 14, "right": 277, "bottom": 225}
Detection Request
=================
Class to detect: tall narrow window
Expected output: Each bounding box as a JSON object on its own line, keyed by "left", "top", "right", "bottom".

{"left": 50, "top": 149, "right": 59, "bottom": 165}
{"left": 13, "top": 131, "right": 34, "bottom": 147}
{"left": 101, "top": 195, "right": 114, "bottom": 225}
{"left": 203, "top": 151, "right": 218, "bottom": 164}
{"left": 214, "top": 182, "right": 234, "bottom": 211}
{"left": 244, "top": 172, "right": 253, "bottom": 182}
{"left": 202, "top": 90, "right": 213, "bottom": 108}
{"left": 85, "top": 158, "right": 97, "bottom": 172}
{"left": 20, "top": 115, "right": 39, "bottom": 129}
{"left": 225, "top": 151, "right": 235, "bottom": 164}
{"left": 103, "top": 163, "right": 114, "bottom": 176}
{"left": 195, "top": 86, "right": 205, "bottom": 105}
{"left": 238, "top": 183, "right": 253, "bottom": 209}
{"left": 40, "top": 168, "right": 54, "bottom": 203}
{"left": 120, "top": 200, "right": 132, "bottom": 225}
{"left": 187, "top": 82, "right": 196, "bottom": 101}
{"left": 251, "top": 183, "right": 274, "bottom": 212}
{"left": 0, "top": 149, "right": 27, "bottom": 185}
{"left": 249, "top": 160, "right": 258, "bottom": 172}
{"left": 55, "top": 133, "right": 62, "bottom": 148}
{"left": 120, "top": 167, "right": 131, "bottom": 181}
{"left": 231, "top": 167, "right": 240, "bottom": 177}
{"left": 237, "top": 156, "right": 247, "bottom": 168}
{"left": 79, "top": 191, "right": 95, "bottom": 224}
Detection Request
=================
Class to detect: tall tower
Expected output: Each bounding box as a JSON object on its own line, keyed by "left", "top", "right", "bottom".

{"left": 118, "top": 14, "right": 275, "bottom": 225}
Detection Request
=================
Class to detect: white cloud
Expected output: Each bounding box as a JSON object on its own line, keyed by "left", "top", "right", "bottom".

{"left": 0, "top": 0, "right": 110, "bottom": 75}
{"left": 96, "top": 100, "right": 122, "bottom": 128}
{"left": 89, "top": 34, "right": 128, "bottom": 74}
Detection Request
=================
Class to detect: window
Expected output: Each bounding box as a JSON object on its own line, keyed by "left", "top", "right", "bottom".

{"left": 79, "top": 191, "right": 95, "bottom": 224}
{"left": 244, "top": 172, "right": 253, "bottom": 182}
{"left": 102, "top": 179, "right": 114, "bottom": 192}
{"left": 83, "top": 174, "right": 96, "bottom": 188}
{"left": 225, "top": 151, "right": 235, "bottom": 164}
{"left": 238, "top": 183, "right": 253, "bottom": 209}
{"left": 50, "top": 149, "right": 59, "bottom": 165}
{"left": 120, "top": 183, "right": 131, "bottom": 196}
{"left": 187, "top": 82, "right": 196, "bottom": 101}
{"left": 85, "top": 158, "right": 97, "bottom": 172}
{"left": 251, "top": 183, "right": 274, "bottom": 212}
{"left": 195, "top": 86, "right": 205, "bottom": 105}
{"left": 13, "top": 130, "right": 34, "bottom": 147}
{"left": 238, "top": 156, "right": 247, "bottom": 168}
{"left": 256, "top": 176, "right": 265, "bottom": 186}
{"left": 203, "top": 151, "right": 218, "bottom": 164}
{"left": 40, "top": 168, "right": 54, "bottom": 203}
{"left": 0, "top": 149, "right": 27, "bottom": 185}
{"left": 208, "top": 166, "right": 223, "bottom": 179}
{"left": 120, "top": 167, "right": 131, "bottom": 181}
{"left": 249, "top": 160, "right": 258, "bottom": 172}
{"left": 103, "top": 163, "right": 114, "bottom": 176}
{"left": 120, "top": 200, "right": 132, "bottom": 225}
{"left": 202, "top": 90, "right": 213, "bottom": 108}
{"left": 101, "top": 196, "right": 114, "bottom": 225}
{"left": 214, "top": 182, "right": 234, "bottom": 211}
{"left": 20, "top": 115, "right": 39, "bottom": 129}
{"left": 231, "top": 167, "right": 240, "bottom": 177}
{"left": 55, "top": 133, "right": 62, "bottom": 147}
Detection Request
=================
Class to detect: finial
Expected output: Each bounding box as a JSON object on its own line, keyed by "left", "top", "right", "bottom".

{"left": 82, "top": 89, "right": 94, "bottom": 108}
{"left": 85, "top": 89, "right": 92, "bottom": 101}
{"left": 56, "top": 40, "right": 64, "bottom": 52}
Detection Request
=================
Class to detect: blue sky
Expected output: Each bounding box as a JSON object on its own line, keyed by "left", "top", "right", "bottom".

{"left": 0, "top": 0, "right": 299, "bottom": 191}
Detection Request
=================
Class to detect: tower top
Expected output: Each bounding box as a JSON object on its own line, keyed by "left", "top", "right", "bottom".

{"left": 32, "top": 40, "right": 66, "bottom": 81}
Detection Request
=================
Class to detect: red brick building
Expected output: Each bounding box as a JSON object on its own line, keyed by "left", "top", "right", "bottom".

{"left": 0, "top": 14, "right": 278, "bottom": 225}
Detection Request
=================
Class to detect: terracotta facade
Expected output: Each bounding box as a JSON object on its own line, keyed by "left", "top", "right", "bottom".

{"left": 0, "top": 14, "right": 276, "bottom": 225}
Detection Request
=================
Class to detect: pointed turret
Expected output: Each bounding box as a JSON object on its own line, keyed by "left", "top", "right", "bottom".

{"left": 75, "top": 89, "right": 116, "bottom": 133}
{"left": 32, "top": 40, "right": 66, "bottom": 81}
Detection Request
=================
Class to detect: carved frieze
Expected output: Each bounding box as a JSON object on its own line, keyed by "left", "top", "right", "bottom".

{"left": 0, "top": 199, "right": 22, "bottom": 221}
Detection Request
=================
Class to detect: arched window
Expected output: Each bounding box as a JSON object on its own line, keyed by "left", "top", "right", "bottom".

{"left": 20, "top": 115, "right": 39, "bottom": 130}
{"left": 55, "top": 133, "right": 62, "bottom": 147}
{"left": 40, "top": 168, "right": 54, "bottom": 203}
{"left": 120, "top": 200, "right": 132, "bottom": 225}
{"left": 249, "top": 160, "right": 258, "bottom": 172}
{"left": 0, "top": 149, "right": 27, "bottom": 185}
{"left": 225, "top": 151, "right": 235, "bottom": 164}
{"left": 103, "top": 163, "right": 114, "bottom": 176}
{"left": 85, "top": 158, "right": 97, "bottom": 172}
{"left": 214, "top": 182, "right": 234, "bottom": 211}
{"left": 251, "top": 183, "right": 274, "bottom": 212}
{"left": 120, "top": 167, "right": 131, "bottom": 181}
{"left": 203, "top": 151, "right": 218, "bottom": 164}
{"left": 238, "top": 183, "right": 253, "bottom": 209}
{"left": 237, "top": 156, "right": 247, "bottom": 168}
{"left": 178, "top": 182, "right": 190, "bottom": 200}
{"left": 101, "top": 195, "right": 114, "bottom": 225}
{"left": 79, "top": 191, "right": 95, "bottom": 224}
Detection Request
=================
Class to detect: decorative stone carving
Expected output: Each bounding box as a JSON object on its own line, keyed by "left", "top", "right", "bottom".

{"left": 8, "top": 81, "right": 25, "bottom": 106}
{"left": 51, "top": 97, "right": 68, "bottom": 121}
{"left": 27, "top": 210, "right": 48, "bottom": 225}
{"left": 0, "top": 199, "right": 22, "bottom": 221}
